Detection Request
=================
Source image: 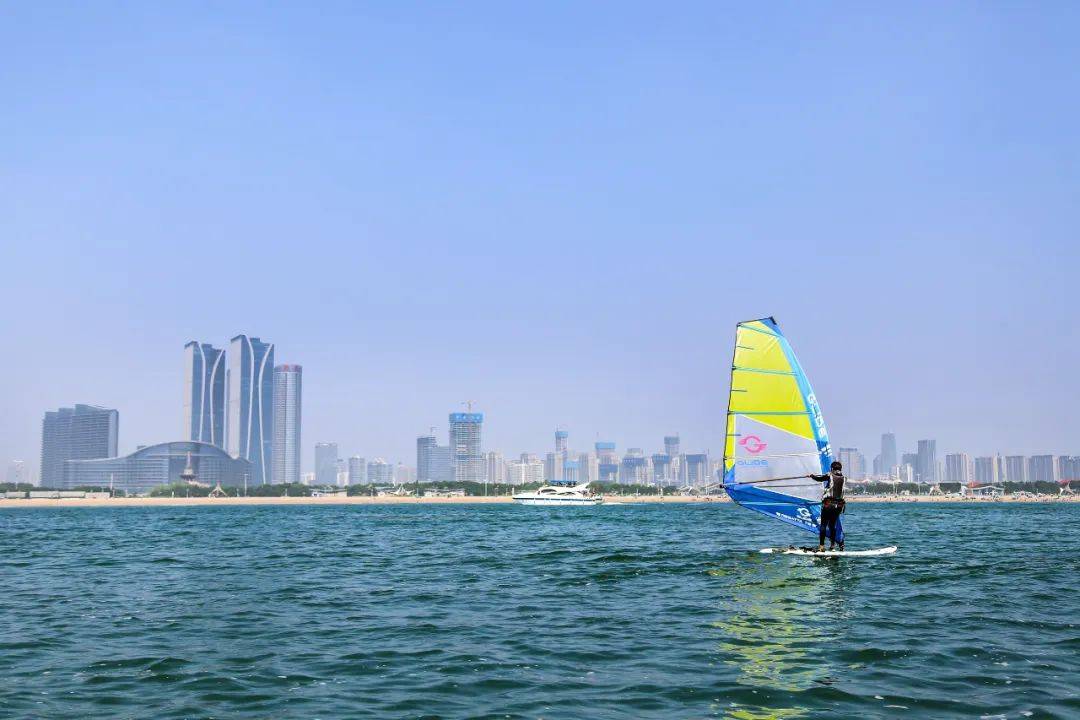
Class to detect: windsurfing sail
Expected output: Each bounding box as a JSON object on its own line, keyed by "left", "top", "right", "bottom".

{"left": 723, "top": 317, "right": 842, "bottom": 542}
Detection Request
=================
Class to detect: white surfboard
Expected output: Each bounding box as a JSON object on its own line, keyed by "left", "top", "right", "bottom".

{"left": 761, "top": 545, "right": 898, "bottom": 557}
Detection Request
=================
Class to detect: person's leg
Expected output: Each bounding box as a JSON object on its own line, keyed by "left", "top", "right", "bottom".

{"left": 825, "top": 509, "right": 836, "bottom": 548}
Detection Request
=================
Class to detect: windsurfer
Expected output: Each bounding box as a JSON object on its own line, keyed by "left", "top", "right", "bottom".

{"left": 809, "top": 461, "right": 846, "bottom": 552}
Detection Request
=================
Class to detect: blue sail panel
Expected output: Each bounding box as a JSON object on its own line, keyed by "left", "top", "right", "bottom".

{"left": 724, "top": 470, "right": 844, "bottom": 541}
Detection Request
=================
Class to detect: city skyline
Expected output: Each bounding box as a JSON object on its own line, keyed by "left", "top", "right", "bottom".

{"left": 16, "top": 337, "right": 1080, "bottom": 485}
{"left": 2, "top": 4, "right": 1077, "bottom": 478}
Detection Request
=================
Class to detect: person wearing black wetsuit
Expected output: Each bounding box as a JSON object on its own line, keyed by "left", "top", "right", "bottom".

{"left": 809, "top": 461, "right": 846, "bottom": 552}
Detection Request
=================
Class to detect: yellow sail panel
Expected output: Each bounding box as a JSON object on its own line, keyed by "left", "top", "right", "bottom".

{"left": 733, "top": 325, "right": 792, "bottom": 373}
{"left": 728, "top": 370, "right": 803, "bottom": 413}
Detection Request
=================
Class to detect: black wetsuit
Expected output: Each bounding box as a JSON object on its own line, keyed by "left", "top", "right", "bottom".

{"left": 811, "top": 471, "right": 845, "bottom": 546}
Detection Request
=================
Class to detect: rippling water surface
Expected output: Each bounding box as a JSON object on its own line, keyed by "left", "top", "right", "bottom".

{"left": 1, "top": 502, "right": 1077, "bottom": 719}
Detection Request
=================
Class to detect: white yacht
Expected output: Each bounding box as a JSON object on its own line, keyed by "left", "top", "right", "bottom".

{"left": 512, "top": 482, "right": 603, "bottom": 506}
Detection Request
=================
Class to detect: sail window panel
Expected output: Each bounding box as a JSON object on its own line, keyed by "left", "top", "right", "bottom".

{"left": 733, "top": 411, "right": 813, "bottom": 442}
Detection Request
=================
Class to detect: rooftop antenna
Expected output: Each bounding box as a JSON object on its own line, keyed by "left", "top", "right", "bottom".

{"left": 463, "top": 400, "right": 476, "bottom": 413}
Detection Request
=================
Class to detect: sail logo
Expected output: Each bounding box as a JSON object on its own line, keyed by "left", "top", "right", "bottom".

{"left": 739, "top": 435, "right": 767, "bottom": 454}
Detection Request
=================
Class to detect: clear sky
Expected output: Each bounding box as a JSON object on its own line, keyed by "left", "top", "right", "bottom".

{"left": 2, "top": 2, "right": 1078, "bottom": 477}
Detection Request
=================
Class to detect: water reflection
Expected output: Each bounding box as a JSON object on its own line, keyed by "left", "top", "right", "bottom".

{"left": 710, "top": 555, "right": 854, "bottom": 719}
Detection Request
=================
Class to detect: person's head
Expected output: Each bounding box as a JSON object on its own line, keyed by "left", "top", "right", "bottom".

{"left": 830, "top": 461, "right": 843, "bottom": 473}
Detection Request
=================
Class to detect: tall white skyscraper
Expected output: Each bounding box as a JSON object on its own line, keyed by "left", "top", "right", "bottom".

{"left": 226, "top": 335, "right": 275, "bottom": 485}
{"left": 183, "top": 341, "right": 226, "bottom": 448}
{"left": 271, "top": 364, "right": 302, "bottom": 485}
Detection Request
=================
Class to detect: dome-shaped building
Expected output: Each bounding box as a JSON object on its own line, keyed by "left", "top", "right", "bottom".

{"left": 61, "top": 441, "right": 252, "bottom": 495}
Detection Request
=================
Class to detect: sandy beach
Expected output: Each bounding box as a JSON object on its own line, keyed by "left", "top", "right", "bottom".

{"left": 1, "top": 494, "right": 1076, "bottom": 509}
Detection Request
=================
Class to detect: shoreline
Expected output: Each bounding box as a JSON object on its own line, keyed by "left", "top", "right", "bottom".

{"left": 1, "top": 494, "right": 1076, "bottom": 509}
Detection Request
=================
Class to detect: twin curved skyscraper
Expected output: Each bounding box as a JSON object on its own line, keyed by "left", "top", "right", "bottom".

{"left": 184, "top": 335, "right": 300, "bottom": 486}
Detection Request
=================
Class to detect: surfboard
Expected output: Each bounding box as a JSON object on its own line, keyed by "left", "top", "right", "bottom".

{"left": 761, "top": 545, "right": 898, "bottom": 557}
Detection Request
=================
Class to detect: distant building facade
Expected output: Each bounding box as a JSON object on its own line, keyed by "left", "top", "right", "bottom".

{"left": 348, "top": 456, "right": 366, "bottom": 485}
{"left": 836, "top": 447, "right": 867, "bottom": 479}
{"left": 226, "top": 335, "right": 275, "bottom": 485}
{"left": 1027, "top": 455, "right": 1059, "bottom": 483}
{"left": 1058, "top": 456, "right": 1080, "bottom": 482}
{"left": 944, "top": 452, "right": 972, "bottom": 484}
{"left": 315, "top": 442, "right": 338, "bottom": 486}
{"left": 6, "top": 460, "right": 27, "bottom": 486}
{"left": 486, "top": 451, "right": 505, "bottom": 485}
{"left": 183, "top": 342, "right": 226, "bottom": 448}
{"left": 41, "top": 404, "right": 119, "bottom": 488}
{"left": 596, "top": 442, "right": 618, "bottom": 482}
{"left": 271, "top": 364, "right": 302, "bottom": 484}
{"left": 682, "top": 453, "right": 709, "bottom": 487}
{"left": 1004, "top": 455, "right": 1027, "bottom": 483}
{"left": 974, "top": 456, "right": 1001, "bottom": 485}
{"left": 449, "top": 412, "right": 484, "bottom": 483}
{"left": 619, "top": 448, "right": 648, "bottom": 485}
{"left": 367, "top": 458, "right": 393, "bottom": 485}
{"left": 416, "top": 434, "right": 438, "bottom": 483}
{"left": 916, "top": 439, "right": 937, "bottom": 483}
{"left": 506, "top": 453, "right": 544, "bottom": 485}
{"left": 880, "top": 433, "right": 898, "bottom": 476}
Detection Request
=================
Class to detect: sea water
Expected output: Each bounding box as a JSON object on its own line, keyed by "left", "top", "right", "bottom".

{"left": 1, "top": 502, "right": 1076, "bottom": 719}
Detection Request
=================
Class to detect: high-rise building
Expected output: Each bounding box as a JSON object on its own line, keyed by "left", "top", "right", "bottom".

{"left": 367, "top": 458, "right": 393, "bottom": 485}
{"left": 944, "top": 452, "right": 972, "bottom": 484}
{"left": 619, "top": 448, "right": 648, "bottom": 485}
{"left": 974, "top": 456, "right": 1000, "bottom": 485}
{"left": 394, "top": 463, "right": 415, "bottom": 485}
{"left": 596, "top": 442, "right": 618, "bottom": 482}
{"left": 580, "top": 452, "right": 598, "bottom": 484}
{"left": 183, "top": 342, "right": 227, "bottom": 448}
{"left": 449, "top": 412, "right": 484, "bottom": 483}
{"left": 271, "top": 364, "right": 302, "bottom": 485}
{"left": 880, "top": 433, "right": 897, "bottom": 475}
{"left": 916, "top": 439, "right": 937, "bottom": 484}
{"left": 315, "top": 442, "right": 338, "bottom": 486}
{"left": 416, "top": 434, "right": 438, "bottom": 483}
{"left": 226, "top": 335, "right": 275, "bottom": 485}
{"left": 1057, "top": 456, "right": 1080, "bottom": 482}
{"left": 651, "top": 453, "right": 671, "bottom": 483}
{"left": 682, "top": 453, "right": 709, "bottom": 487}
{"left": 348, "top": 455, "right": 366, "bottom": 485}
{"left": 1027, "top": 455, "right": 1059, "bottom": 483}
{"left": 40, "top": 404, "right": 119, "bottom": 488}
{"left": 664, "top": 435, "right": 681, "bottom": 481}
{"left": 506, "top": 453, "right": 544, "bottom": 485}
{"left": 6, "top": 460, "right": 26, "bottom": 486}
{"left": 546, "top": 429, "right": 570, "bottom": 483}
{"left": 836, "top": 447, "right": 866, "bottom": 479}
{"left": 1004, "top": 456, "right": 1027, "bottom": 483}
{"left": 485, "top": 451, "right": 505, "bottom": 485}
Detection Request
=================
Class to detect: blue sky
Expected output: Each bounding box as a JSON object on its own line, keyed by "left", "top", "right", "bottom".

{"left": 2, "top": 2, "right": 1078, "bottom": 476}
